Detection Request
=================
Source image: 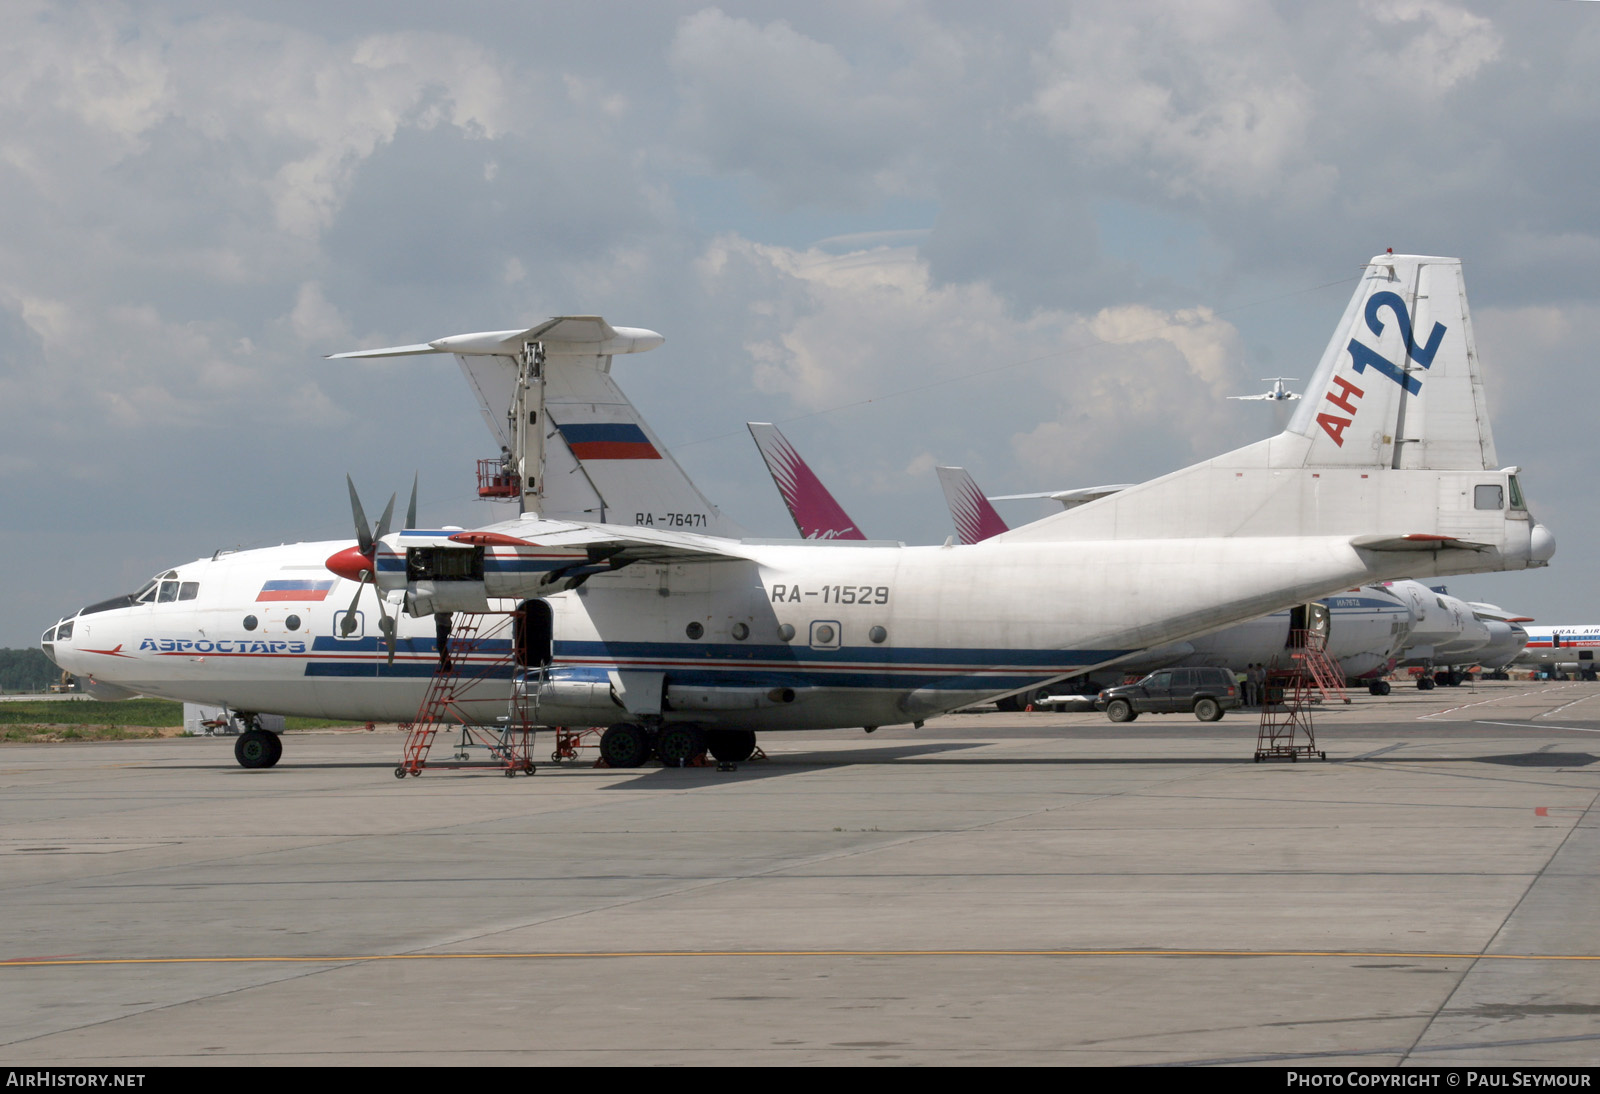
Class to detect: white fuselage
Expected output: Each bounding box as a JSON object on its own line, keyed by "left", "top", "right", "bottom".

{"left": 1514, "top": 626, "right": 1600, "bottom": 670}
{"left": 46, "top": 528, "right": 1472, "bottom": 730}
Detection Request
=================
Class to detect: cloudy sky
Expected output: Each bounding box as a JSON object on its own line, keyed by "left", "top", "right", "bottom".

{"left": 4, "top": 0, "right": 1596, "bottom": 647}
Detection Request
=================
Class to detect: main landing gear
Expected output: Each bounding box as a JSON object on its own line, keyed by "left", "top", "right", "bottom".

{"left": 597, "top": 723, "right": 759, "bottom": 768}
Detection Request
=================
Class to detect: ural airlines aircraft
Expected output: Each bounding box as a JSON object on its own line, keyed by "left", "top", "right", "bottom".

{"left": 47, "top": 255, "right": 1555, "bottom": 770}
{"left": 1514, "top": 625, "right": 1600, "bottom": 679}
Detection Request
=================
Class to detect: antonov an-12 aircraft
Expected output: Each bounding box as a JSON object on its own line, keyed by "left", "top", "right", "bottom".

{"left": 46, "top": 255, "right": 1555, "bottom": 770}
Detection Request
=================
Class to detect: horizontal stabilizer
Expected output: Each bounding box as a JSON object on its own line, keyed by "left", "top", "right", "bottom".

{"left": 990, "top": 484, "right": 1133, "bottom": 509}
{"left": 1351, "top": 533, "right": 1491, "bottom": 552}
{"left": 329, "top": 316, "right": 664, "bottom": 360}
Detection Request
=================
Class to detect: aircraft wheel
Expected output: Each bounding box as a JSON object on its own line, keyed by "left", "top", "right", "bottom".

{"left": 599, "top": 723, "right": 652, "bottom": 769}
{"left": 707, "top": 729, "right": 757, "bottom": 763}
{"left": 1106, "top": 699, "right": 1136, "bottom": 723}
{"left": 235, "top": 729, "right": 278, "bottom": 769}
{"left": 1417, "top": 677, "right": 1435, "bottom": 691}
{"left": 655, "top": 724, "right": 707, "bottom": 767}
{"left": 1370, "top": 680, "right": 1391, "bottom": 696}
{"left": 1193, "top": 698, "right": 1222, "bottom": 722}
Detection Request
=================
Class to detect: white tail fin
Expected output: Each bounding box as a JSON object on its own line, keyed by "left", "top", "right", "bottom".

{"left": 1286, "top": 254, "right": 1496, "bottom": 470}
{"left": 333, "top": 316, "right": 743, "bottom": 536}
{"left": 995, "top": 254, "right": 1553, "bottom": 577}
{"left": 747, "top": 423, "right": 865, "bottom": 540}
{"left": 935, "top": 467, "right": 1010, "bottom": 544}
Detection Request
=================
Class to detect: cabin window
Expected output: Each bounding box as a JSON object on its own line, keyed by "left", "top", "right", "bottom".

{"left": 869, "top": 626, "right": 887, "bottom": 644}
{"left": 1474, "top": 484, "right": 1503, "bottom": 510}
{"left": 243, "top": 615, "right": 258, "bottom": 631}
{"left": 285, "top": 615, "right": 301, "bottom": 631}
{"left": 731, "top": 622, "right": 749, "bottom": 641}
{"left": 778, "top": 623, "right": 795, "bottom": 642}
{"left": 685, "top": 621, "right": 704, "bottom": 640}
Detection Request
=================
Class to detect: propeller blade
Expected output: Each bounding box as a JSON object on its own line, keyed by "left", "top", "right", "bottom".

{"left": 347, "top": 475, "right": 373, "bottom": 557}
{"left": 373, "top": 492, "right": 397, "bottom": 544}
{"left": 405, "top": 472, "right": 418, "bottom": 531}
{"left": 374, "top": 594, "right": 397, "bottom": 665}
{"left": 338, "top": 571, "right": 368, "bottom": 637}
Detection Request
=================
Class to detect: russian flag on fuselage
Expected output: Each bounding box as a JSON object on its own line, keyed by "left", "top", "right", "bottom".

{"left": 257, "top": 579, "right": 336, "bottom": 602}
{"left": 557, "top": 422, "right": 661, "bottom": 460}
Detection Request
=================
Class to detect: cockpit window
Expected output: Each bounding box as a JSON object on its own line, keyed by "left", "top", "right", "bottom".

{"left": 157, "top": 581, "right": 179, "bottom": 603}
{"left": 178, "top": 582, "right": 199, "bottom": 601}
{"left": 1508, "top": 475, "right": 1526, "bottom": 511}
{"left": 134, "top": 580, "right": 159, "bottom": 604}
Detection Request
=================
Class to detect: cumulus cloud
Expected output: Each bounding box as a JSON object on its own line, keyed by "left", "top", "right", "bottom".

{"left": 691, "top": 233, "right": 1243, "bottom": 506}
{"left": 1029, "top": 2, "right": 1321, "bottom": 201}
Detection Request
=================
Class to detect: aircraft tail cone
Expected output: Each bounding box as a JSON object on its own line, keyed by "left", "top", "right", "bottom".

{"left": 1531, "top": 523, "right": 1556, "bottom": 564}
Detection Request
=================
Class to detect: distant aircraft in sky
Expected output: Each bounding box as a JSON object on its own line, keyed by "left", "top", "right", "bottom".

{"left": 1229, "top": 377, "right": 1302, "bottom": 402}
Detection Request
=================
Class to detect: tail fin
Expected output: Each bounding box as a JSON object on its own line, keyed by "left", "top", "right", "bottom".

{"left": 333, "top": 316, "right": 743, "bottom": 536}
{"left": 935, "top": 467, "right": 1011, "bottom": 544}
{"left": 994, "top": 254, "right": 1553, "bottom": 577}
{"left": 747, "top": 423, "right": 865, "bottom": 540}
{"left": 1287, "top": 254, "right": 1495, "bottom": 470}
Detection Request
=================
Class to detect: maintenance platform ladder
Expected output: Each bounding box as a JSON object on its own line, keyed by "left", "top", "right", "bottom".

{"left": 1254, "top": 630, "right": 1337, "bottom": 763}
{"left": 395, "top": 612, "right": 539, "bottom": 778}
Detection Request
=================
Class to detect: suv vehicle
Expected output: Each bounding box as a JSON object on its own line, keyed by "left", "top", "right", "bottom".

{"left": 1095, "top": 667, "right": 1241, "bottom": 722}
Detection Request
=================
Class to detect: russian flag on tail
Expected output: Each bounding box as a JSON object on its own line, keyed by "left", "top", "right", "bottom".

{"left": 558, "top": 422, "right": 662, "bottom": 460}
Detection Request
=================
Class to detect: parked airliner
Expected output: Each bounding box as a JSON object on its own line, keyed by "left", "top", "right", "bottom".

{"left": 46, "top": 255, "right": 1555, "bottom": 770}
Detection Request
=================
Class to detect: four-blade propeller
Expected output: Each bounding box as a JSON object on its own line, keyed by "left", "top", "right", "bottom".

{"left": 325, "top": 473, "right": 417, "bottom": 663}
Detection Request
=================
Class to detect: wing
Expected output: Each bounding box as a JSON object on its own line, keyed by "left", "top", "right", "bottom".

{"left": 378, "top": 519, "right": 755, "bottom": 608}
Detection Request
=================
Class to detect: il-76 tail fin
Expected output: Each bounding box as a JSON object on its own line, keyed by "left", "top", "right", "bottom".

{"left": 996, "top": 254, "right": 1553, "bottom": 578}
{"left": 747, "top": 423, "right": 865, "bottom": 540}
{"left": 332, "top": 316, "right": 744, "bottom": 536}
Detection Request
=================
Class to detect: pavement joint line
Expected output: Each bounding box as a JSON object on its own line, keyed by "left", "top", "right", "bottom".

{"left": 1400, "top": 779, "right": 1600, "bottom": 1064}
{"left": 1540, "top": 691, "right": 1600, "bottom": 719}
{"left": 6, "top": 948, "right": 1600, "bottom": 968}
{"left": 1418, "top": 684, "right": 1564, "bottom": 720}
{"left": 1473, "top": 719, "right": 1600, "bottom": 734}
